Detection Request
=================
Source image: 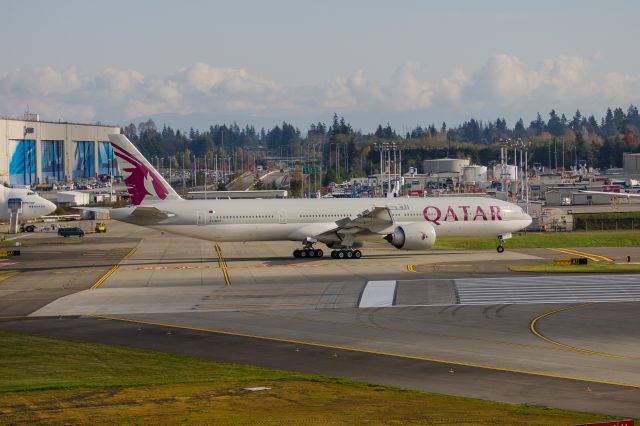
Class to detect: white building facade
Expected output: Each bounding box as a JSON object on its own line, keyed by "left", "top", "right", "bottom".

{"left": 0, "top": 117, "right": 120, "bottom": 185}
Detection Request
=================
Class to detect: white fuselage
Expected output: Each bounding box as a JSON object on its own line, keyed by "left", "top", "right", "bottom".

{"left": 115, "top": 196, "right": 532, "bottom": 245}
{"left": 0, "top": 187, "right": 56, "bottom": 221}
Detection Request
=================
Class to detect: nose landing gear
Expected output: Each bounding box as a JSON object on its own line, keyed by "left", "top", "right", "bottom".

{"left": 496, "top": 233, "right": 512, "bottom": 253}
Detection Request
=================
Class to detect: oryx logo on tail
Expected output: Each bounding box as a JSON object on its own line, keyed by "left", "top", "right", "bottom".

{"left": 112, "top": 144, "right": 168, "bottom": 204}
{"left": 108, "top": 134, "right": 180, "bottom": 206}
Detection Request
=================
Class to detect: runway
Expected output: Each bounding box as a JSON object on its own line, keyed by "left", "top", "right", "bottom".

{"left": 2, "top": 221, "right": 640, "bottom": 417}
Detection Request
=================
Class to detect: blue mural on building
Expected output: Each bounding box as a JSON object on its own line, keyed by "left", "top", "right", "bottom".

{"left": 98, "top": 141, "right": 116, "bottom": 176}
{"left": 41, "top": 140, "right": 64, "bottom": 182}
{"left": 9, "top": 139, "right": 36, "bottom": 186}
{"left": 73, "top": 141, "right": 95, "bottom": 179}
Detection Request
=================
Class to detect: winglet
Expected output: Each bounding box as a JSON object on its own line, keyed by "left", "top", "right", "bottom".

{"left": 109, "top": 134, "right": 181, "bottom": 205}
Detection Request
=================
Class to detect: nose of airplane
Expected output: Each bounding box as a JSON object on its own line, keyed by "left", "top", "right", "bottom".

{"left": 524, "top": 211, "right": 533, "bottom": 227}
{"left": 44, "top": 199, "right": 56, "bottom": 215}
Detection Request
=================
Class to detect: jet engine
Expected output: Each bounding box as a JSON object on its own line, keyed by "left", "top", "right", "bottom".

{"left": 384, "top": 222, "right": 437, "bottom": 250}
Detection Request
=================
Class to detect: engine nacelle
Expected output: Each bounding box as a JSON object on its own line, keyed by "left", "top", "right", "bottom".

{"left": 384, "top": 222, "right": 437, "bottom": 250}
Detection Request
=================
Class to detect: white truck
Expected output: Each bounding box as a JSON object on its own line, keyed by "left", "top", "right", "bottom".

{"left": 23, "top": 223, "right": 60, "bottom": 233}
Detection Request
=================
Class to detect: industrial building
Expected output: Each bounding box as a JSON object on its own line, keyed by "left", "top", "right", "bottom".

{"left": 623, "top": 152, "right": 640, "bottom": 174}
{"left": 422, "top": 158, "right": 470, "bottom": 175}
{"left": 0, "top": 115, "right": 120, "bottom": 186}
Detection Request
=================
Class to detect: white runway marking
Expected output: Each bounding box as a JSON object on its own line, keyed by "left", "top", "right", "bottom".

{"left": 359, "top": 280, "right": 397, "bottom": 308}
{"left": 455, "top": 274, "right": 640, "bottom": 305}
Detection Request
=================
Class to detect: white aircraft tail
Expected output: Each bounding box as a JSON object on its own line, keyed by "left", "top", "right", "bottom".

{"left": 108, "top": 134, "right": 181, "bottom": 206}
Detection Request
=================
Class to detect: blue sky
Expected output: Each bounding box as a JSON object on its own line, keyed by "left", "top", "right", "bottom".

{"left": 1, "top": 1, "right": 639, "bottom": 132}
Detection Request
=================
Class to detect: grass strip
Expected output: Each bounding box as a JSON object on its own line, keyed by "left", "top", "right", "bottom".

{"left": 0, "top": 329, "right": 618, "bottom": 425}
{"left": 435, "top": 230, "right": 640, "bottom": 250}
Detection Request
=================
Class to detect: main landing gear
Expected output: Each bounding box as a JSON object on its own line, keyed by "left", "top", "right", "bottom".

{"left": 330, "top": 249, "right": 362, "bottom": 259}
{"left": 293, "top": 248, "right": 324, "bottom": 258}
{"left": 293, "top": 240, "right": 323, "bottom": 258}
{"left": 292, "top": 240, "right": 363, "bottom": 260}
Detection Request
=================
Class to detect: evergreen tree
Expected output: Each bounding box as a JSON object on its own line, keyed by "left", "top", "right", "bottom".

{"left": 547, "top": 109, "right": 563, "bottom": 136}
{"left": 514, "top": 118, "right": 526, "bottom": 138}
{"left": 530, "top": 113, "right": 545, "bottom": 135}
{"left": 604, "top": 107, "right": 615, "bottom": 135}
{"left": 570, "top": 110, "right": 582, "bottom": 131}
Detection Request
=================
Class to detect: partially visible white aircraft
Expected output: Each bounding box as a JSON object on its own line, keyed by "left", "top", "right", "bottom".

{"left": 102, "top": 134, "right": 532, "bottom": 259}
{"left": 0, "top": 186, "right": 56, "bottom": 221}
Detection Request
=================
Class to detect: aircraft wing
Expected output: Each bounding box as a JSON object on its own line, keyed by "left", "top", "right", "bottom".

{"left": 314, "top": 206, "right": 395, "bottom": 244}
{"left": 334, "top": 206, "right": 394, "bottom": 232}
{"left": 73, "top": 206, "right": 111, "bottom": 214}
{"left": 579, "top": 190, "right": 640, "bottom": 198}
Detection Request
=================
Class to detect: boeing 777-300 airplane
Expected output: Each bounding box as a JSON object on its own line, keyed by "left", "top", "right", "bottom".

{"left": 104, "top": 134, "right": 532, "bottom": 259}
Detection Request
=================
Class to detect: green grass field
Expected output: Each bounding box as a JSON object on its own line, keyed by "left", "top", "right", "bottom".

{"left": 0, "top": 330, "right": 618, "bottom": 425}
{"left": 435, "top": 230, "right": 640, "bottom": 250}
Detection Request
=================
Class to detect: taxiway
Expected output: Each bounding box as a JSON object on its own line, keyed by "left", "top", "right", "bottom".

{"left": 2, "top": 221, "right": 640, "bottom": 417}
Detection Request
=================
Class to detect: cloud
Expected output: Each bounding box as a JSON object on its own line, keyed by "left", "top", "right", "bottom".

{"left": 602, "top": 72, "right": 640, "bottom": 102}
{"left": 322, "top": 63, "right": 434, "bottom": 111}
{"left": 0, "top": 66, "right": 84, "bottom": 96}
{"left": 462, "top": 54, "right": 593, "bottom": 106}
{"left": 0, "top": 55, "right": 637, "bottom": 127}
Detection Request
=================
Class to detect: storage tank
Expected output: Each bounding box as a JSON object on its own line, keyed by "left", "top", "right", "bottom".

{"left": 492, "top": 165, "right": 518, "bottom": 181}
{"left": 461, "top": 165, "right": 487, "bottom": 184}
{"left": 423, "top": 158, "right": 470, "bottom": 174}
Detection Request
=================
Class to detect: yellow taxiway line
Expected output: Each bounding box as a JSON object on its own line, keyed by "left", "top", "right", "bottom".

{"left": 215, "top": 243, "right": 231, "bottom": 287}
{"left": 93, "top": 314, "right": 640, "bottom": 390}
{"left": 90, "top": 265, "right": 120, "bottom": 289}
{"left": 530, "top": 304, "right": 640, "bottom": 360}
{"left": 548, "top": 248, "right": 613, "bottom": 262}
{"left": 123, "top": 246, "right": 138, "bottom": 259}
{"left": 91, "top": 240, "right": 143, "bottom": 289}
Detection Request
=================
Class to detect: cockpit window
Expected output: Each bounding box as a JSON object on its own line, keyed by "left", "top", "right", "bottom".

{"left": 27, "top": 191, "right": 35, "bottom": 195}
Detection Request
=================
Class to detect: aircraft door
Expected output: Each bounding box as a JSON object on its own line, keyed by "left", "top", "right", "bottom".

{"left": 7, "top": 198, "right": 23, "bottom": 214}
{"left": 196, "top": 211, "right": 206, "bottom": 225}
{"left": 278, "top": 210, "right": 287, "bottom": 224}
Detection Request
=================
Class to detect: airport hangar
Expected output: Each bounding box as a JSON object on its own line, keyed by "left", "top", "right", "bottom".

{"left": 0, "top": 116, "right": 120, "bottom": 186}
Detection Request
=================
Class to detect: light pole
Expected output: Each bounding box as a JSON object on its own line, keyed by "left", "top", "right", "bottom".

{"left": 561, "top": 137, "right": 565, "bottom": 172}
{"left": 181, "top": 153, "right": 185, "bottom": 191}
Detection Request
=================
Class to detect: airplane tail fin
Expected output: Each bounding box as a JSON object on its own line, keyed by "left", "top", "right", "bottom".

{"left": 108, "top": 134, "right": 181, "bottom": 206}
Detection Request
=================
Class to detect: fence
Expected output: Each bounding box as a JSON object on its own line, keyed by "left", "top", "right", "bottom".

{"left": 574, "top": 218, "right": 640, "bottom": 231}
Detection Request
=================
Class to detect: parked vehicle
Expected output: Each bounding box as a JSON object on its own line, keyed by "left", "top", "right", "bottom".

{"left": 23, "top": 224, "right": 60, "bottom": 233}
{"left": 94, "top": 222, "right": 107, "bottom": 233}
{"left": 58, "top": 227, "right": 85, "bottom": 238}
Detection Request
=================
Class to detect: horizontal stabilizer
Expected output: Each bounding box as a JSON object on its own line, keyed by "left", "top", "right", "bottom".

{"left": 131, "top": 206, "right": 175, "bottom": 220}
{"left": 579, "top": 190, "right": 640, "bottom": 198}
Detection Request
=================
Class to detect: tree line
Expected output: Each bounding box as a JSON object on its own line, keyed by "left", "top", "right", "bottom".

{"left": 122, "top": 106, "right": 640, "bottom": 182}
